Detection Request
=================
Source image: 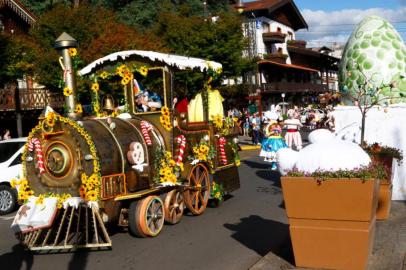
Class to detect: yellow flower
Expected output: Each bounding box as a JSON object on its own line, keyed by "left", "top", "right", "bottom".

{"left": 165, "top": 151, "right": 172, "bottom": 159}
{"left": 63, "top": 87, "right": 73, "bottom": 97}
{"left": 214, "top": 192, "right": 221, "bottom": 199}
{"left": 169, "top": 159, "right": 176, "bottom": 167}
{"left": 91, "top": 82, "right": 99, "bottom": 92}
{"left": 10, "top": 179, "right": 19, "bottom": 188}
{"left": 99, "top": 71, "right": 109, "bottom": 80}
{"left": 86, "top": 190, "right": 98, "bottom": 201}
{"left": 68, "top": 48, "right": 77, "bottom": 57}
{"left": 139, "top": 66, "right": 148, "bottom": 77}
{"left": 88, "top": 174, "right": 99, "bottom": 184}
{"left": 161, "top": 106, "right": 170, "bottom": 116}
{"left": 159, "top": 116, "right": 166, "bottom": 125}
{"left": 121, "top": 76, "right": 131, "bottom": 86}
{"left": 35, "top": 195, "right": 45, "bottom": 205}
{"left": 178, "top": 163, "right": 184, "bottom": 171}
{"left": 215, "top": 68, "right": 222, "bottom": 75}
{"left": 75, "top": 104, "right": 83, "bottom": 114}
{"left": 235, "top": 160, "right": 241, "bottom": 166}
{"left": 159, "top": 168, "right": 166, "bottom": 175}
{"left": 79, "top": 186, "right": 86, "bottom": 199}
{"left": 46, "top": 112, "right": 56, "bottom": 127}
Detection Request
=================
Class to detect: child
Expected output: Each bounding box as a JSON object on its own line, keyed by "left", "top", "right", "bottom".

{"left": 259, "top": 120, "right": 288, "bottom": 170}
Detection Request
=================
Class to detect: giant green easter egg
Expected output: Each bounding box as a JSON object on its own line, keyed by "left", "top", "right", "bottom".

{"left": 339, "top": 16, "right": 406, "bottom": 103}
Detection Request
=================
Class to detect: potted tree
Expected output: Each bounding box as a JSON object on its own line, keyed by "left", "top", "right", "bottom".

{"left": 362, "top": 142, "right": 403, "bottom": 219}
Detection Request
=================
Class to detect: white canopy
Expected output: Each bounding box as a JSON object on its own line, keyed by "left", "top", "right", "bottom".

{"left": 78, "top": 50, "right": 222, "bottom": 76}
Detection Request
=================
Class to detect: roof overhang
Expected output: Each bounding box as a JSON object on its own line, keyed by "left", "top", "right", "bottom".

{"left": 241, "top": 0, "right": 308, "bottom": 31}
{"left": 0, "top": 0, "right": 37, "bottom": 25}
{"left": 258, "top": 59, "right": 319, "bottom": 72}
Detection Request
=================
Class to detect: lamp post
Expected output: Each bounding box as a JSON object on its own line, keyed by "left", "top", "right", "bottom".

{"left": 54, "top": 32, "right": 78, "bottom": 119}
{"left": 235, "top": 0, "right": 245, "bottom": 14}
{"left": 281, "top": 93, "right": 286, "bottom": 115}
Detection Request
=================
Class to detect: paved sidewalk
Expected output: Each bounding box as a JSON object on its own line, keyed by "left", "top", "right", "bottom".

{"left": 250, "top": 201, "right": 406, "bottom": 270}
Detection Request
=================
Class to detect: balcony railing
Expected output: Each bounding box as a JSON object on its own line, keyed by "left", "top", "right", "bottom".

{"left": 0, "top": 87, "right": 65, "bottom": 111}
{"left": 260, "top": 82, "right": 329, "bottom": 93}
{"left": 263, "top": 53, "right": 289, "bottom": 64}
{"left": 262, "top": 31, "right": 286, "bottom": 43}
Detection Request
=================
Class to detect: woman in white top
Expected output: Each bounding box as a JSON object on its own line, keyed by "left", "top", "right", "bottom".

{"left": 284, "top": 109, "right": 303, "bottom": 150}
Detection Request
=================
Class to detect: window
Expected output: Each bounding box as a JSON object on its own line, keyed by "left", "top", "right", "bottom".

{"left": 262, "top": 22, "right": 270, "bottom": 33}
{"left": 277, "top": 27, "right": 282, "bottom": 33}
{"left": 0, "top": 142, "right": 24, "bottom": 163}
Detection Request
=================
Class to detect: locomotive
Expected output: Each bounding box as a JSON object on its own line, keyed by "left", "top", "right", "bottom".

{"left": 12, "top": 36, "right": 240, "bottom": 251}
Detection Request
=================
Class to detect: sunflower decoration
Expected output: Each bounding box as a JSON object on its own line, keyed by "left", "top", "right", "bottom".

{"left": 211, "top": 181, "right": 224, "bottom": 202}
{"left": 63, "top": 86, "right": 73, "bottom": 97}
{"left": 68, "top": 48, "right": 77, "bottom": 57}
{"left": 138, "top": 66, "right": 148, "bottom": 77}
{"left": 153, "top": 149, "right": 182, "bottom": 185}
{"left": 45, "top": 111, "right": 56, "bottom": 127}
{"left": 212, "top": 114, "right": 223, "bottom": 129}
{"left": 75, "top": 104, "right": 83, "bottom": 114}
{"left": 91, "top": 82, "right": 99, "bottom": 93}
{"left": 12, "top": 178, "right": 35, "bottom": 203}
{"left": 159, "top": 106, "right": 172, "bottom": 131}
{"left": 99, "top": 71, "right": 109, "bottom": 80}
{"left": 121, "top": 76, "right": 131, "bottom": 86}
{"left": 79, "top": 172, "right": 100, "bottom": 201}
{"left": 35, "top": 194, "right": 45, "bottom": 205}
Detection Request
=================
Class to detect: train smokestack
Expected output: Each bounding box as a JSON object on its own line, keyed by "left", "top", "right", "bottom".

{"left": 54, "top": 32, "right": 78, "bottom": 119}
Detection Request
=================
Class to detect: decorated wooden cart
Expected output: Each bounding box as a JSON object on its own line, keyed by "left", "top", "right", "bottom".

{"left": 10, "top": 33, "right": 240, "bottom": 251}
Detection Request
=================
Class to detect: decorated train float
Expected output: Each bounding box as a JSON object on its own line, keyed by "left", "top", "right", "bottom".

{"left": 10, "top": 33, "right": 240, "bottom": 251}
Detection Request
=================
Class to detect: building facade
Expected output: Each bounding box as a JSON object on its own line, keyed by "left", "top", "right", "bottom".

{"left": 237, "top": 0, "right": 340, "bottom": 108}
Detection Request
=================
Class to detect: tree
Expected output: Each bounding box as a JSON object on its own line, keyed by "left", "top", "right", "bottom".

{"left": 24, "top": 4, "right": 166, "bottom": 91}
{"left": 342, "top": 61, "right": 406, "bottom": 144}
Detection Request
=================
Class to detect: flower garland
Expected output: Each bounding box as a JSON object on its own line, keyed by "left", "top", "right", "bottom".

{"left": 212, "top": 115, "right": 235, "bottom": 136}
{"left": 153, "top": 148, "right": 183, "bottom": 185}
{"left": 22, "top": 113, "right": 101, "bottom": 203}
{"left": 160, "top": 106, "right": 172, "bottom": 131}
{"left": 211, "top": 181, "right": 224, "bottom": 202}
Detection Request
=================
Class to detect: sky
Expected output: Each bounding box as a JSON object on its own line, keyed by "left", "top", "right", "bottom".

{"left": 248, "top": 0, "right": 406, "bottom": 48}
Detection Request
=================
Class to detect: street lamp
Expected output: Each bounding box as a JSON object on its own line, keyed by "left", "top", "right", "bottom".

{"left": 235, "top": 0, "right": 245, "bottom": 14}
{"left": 281, "top": 93, "right": 286, "bottom": 115}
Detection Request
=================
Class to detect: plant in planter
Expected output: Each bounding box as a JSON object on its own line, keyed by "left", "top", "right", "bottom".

{"left": 281, "top": 165, "right": 386, "bottom": 270}
{"left": 362, "top": 142, "right": 403, "bottom": 219}
{"left": 277, "top": 129, "right": 386, "bottom": 270}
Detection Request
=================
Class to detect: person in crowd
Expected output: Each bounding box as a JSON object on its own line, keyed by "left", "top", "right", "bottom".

{"left": 3, "top": 129, "right": 11, "bottom": 140}
{"left": 243, "top": 115, "right": 250, "bottom": 136}
{"left": 259, "top": 120, "right": 288, "bottom": 170}
{"left": 284, "top": 109, "right": 303, "bottom": 150}
{"left": 250, "top": 112, "right": 261, "bottom": 145}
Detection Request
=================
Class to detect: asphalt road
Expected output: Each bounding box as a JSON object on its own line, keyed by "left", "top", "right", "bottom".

{"left": 0, "top": 151, "right": 293, "bottom": 270}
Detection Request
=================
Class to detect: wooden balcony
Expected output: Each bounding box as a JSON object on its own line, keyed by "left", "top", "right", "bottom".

{"left": 0, "top": 87, "right": 64, "bottom": 111}
{"left": 264, "top": 53, "right": 288, "bottom": 64}
{"left": 262, "top": 31, "right": 286, "bottom": 43}
{"left": 260, "top": 82, "right": 329, "bottom": 93}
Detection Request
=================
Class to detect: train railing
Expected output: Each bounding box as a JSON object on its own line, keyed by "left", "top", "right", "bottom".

{"left": 0, "top": 87, "right": 64, "bottom": 111}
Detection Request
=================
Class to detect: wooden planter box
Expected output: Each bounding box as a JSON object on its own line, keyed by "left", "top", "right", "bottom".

{"left": 281, "top": 177, "right": 379, "bottom": 270}
{"left": 371, "top": 154, "right": 393, "bottom": 220}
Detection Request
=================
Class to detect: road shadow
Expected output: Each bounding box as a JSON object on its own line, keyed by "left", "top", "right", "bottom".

{"left": 67, "top": 249, "right": 89, "bottom": 270}
{"left": 224, "top": 215, "right": 294, "bottom": 264}
{"left": 243, "top": 159, "right": 270, "bottom": 170}
{"left": 256, "top": 170, "right": 282, "bottom": 188}
{"left": 0, "top": 244, "right": 33, "bottom": 270}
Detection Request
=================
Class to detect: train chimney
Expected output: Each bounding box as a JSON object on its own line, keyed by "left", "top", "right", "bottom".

{"left": 54, "top": 32, "right": 78, "bottom": 119}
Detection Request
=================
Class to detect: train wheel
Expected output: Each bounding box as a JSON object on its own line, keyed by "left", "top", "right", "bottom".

{"left": 163, "top": 190, "right": 184, "bottom": 224}
{"left": 128, "top": 200, "right": 147, "bottom": 238}
{"left": 139, "top": 195, "right": 165, "bottom": 237}
{"left": 184, "top": 163, "right": 211, "bottom": 215}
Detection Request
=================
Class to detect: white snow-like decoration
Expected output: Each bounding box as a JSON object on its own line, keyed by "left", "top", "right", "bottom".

{"left": 62, "top": 197, "right": 83, "bottom": 209}
{"left": 79, "top": 50, "right": 222, "bottom": 76}
{"left": 159, "top": 181, "right": 179, "bottom": 187}
{"left": 334, "top": 104, "right": 406, "bottom": 200}
{"left": 277, "top": 148, "right": 299, "bottom": 175}
{"left": 308, "top": 129, "right": 335, "bottom": 144}
{"left": 117, "top": 112, "right": 132, "bottom": 119}
{"left": 87, "top": 201, "right": 99, "bottom": 210}
{"left": 278, "top": 129, "right": 371, "bottom": 175}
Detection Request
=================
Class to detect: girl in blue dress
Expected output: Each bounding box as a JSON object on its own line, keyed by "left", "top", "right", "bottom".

{"left": 259, "top": 120, "right": 288, "bottom": 170}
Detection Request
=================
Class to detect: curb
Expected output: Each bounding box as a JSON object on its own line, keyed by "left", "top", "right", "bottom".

{"left": 240, "top": 145, "right": 261, "bottom": 151}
